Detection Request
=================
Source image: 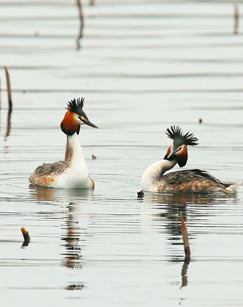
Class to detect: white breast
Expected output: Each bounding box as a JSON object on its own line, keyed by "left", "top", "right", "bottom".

{"left": 51, "top": 133, "right": 93, "bottom": 189}
{"left": 51, "top": 165, "right": 92, "bottom": 189}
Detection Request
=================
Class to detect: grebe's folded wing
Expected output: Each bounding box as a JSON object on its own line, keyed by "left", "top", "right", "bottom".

{"left": 188, "top": 169, "right": 231, "bottom": 187}
{"left": 32, "top": 161, "right": 68, "bottom": 176}
{"left": 29, "top": 161, "right": 68, "bottom": 187}
{"left": 163, "top": 169, "right": 230, "bottom": 187}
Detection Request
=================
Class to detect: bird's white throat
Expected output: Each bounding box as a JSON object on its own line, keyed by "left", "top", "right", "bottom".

{"left": 141, "top": 159, "right": 177, "bottom": 192}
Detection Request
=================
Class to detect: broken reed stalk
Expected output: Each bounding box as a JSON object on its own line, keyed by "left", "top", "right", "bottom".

{"left": 76, "top": 0, "right": 84, "bottom": 49}
{"left": 234, "top": 3, "right": 239, "bottom": 35}
{"left": 21, "top": 227, "right": 30, "bottom": 245}
{"left": 180, "top": 212, "right": 191, "bottom": 259}
{"left": 4, "top": 66, "right": 13, "bottom": 113}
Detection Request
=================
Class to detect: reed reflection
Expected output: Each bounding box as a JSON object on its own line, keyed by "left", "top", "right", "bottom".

{"left": 5, "top": 108, "right": 12, "bottom": 140}
{"left": 138, "top": 192, "right": 226, "bottom": 288}
{"left": 180, "top": 257, "right": 190, "bottom": 289}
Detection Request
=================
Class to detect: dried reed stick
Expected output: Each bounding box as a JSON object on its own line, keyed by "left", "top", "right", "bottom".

{"left": 76, "top": 0, "right": 84, "bottom": 49}
{"left": 180, "top": 212, "right": 191, "bottom": 259}
{"left": 4, "top": 66, "right": 12, "bottom": 113}
{"left": 234, "top": 3, "right": 239, "bottom": 35}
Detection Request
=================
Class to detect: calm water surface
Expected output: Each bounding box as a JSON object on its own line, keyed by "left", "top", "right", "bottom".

{"left": 0, "top": 0, "right": 243, "bottom": 306}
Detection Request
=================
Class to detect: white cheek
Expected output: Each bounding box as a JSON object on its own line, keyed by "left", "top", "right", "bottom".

{"left": 74, "top": 115, "right": 82, "bottom": 124}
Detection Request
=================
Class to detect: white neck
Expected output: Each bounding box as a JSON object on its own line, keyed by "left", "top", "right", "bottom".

{"left": 66, "top": 133, "right": 87, "bottom": 168}
{"left": 141, "top": 159, "right": 177, "bottom": 192}
{"left": 52, "top": 132, "right": 92, "bottom": 188}
{"left": 160, "top": 159, "right": 177, "bottom": 175}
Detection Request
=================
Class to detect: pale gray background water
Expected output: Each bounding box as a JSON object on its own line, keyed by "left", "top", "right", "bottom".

{"left": 0, "top": 0, "right": 243, "bottom": 306}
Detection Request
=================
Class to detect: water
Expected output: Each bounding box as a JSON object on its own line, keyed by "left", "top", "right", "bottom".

{"left": 0, "top": 0, "right": 243, "bottom": 306}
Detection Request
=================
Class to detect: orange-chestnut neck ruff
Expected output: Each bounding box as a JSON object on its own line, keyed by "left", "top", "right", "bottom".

{"left": 177, "top": 145, "right": 188, "bottom": 167}
{"left": 60, "top": 110, "right": 80, "bottom": 135}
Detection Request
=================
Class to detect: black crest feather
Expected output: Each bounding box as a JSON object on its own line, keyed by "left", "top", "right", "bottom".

{"left": 166, "top": 125, "right": 198, "bottom": 146}
{"left": 67, "top": 97, "right": 85, "bottom": 115}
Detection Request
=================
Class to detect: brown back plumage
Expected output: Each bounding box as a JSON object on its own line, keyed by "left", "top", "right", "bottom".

{"left": 157, "top": 169, "right": 231, "bottom": 194}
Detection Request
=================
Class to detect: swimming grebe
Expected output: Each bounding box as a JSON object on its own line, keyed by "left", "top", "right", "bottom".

{"left": 141, "top": 126, "right": 236, "bottom": 195}
{"left": 29, "top": 98, "right": 98, "bottom": 189}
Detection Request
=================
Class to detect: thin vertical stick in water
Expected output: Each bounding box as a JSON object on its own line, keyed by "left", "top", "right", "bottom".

{"left": 234, "top": 3, "right": 239, "bottom": 35}
{"left": 76, "top": 0, "right": 84, "bottom": 50}
{"left": 4, "top": 66, "right": 13, "bottom": 113}
{"left": 4, "top": 66, "right": 13, "bottom": 139}
{"left": 180, "top": 212, "right": 191, "bottom": 259}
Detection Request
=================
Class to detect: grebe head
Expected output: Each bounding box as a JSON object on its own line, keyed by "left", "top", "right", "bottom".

{"left": 60, "top": 98, "right": 98, "bottom": 135}
{"left": 164, "top": 126, "right": 198, "bottom": 167}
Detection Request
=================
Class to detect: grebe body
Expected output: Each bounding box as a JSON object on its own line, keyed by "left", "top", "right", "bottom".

{"left": 141, "top": 126, "right": 236, "bottom": 195}
{"left": 29, "top": 98, "right": 97, "bottom": 189}
{"left": 147, "top": 168, "right": 234, "bottom": 195}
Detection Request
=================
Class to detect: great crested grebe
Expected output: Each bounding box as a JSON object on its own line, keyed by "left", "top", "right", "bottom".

{"left": 141, "top": 126, "right": 236, "bottom": 195}
{"left": 29, "top": 98, "right": 98, "bottom": 189}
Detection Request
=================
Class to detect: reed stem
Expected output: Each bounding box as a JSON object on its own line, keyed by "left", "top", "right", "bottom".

{"left": 4, "top": 66, "right": 13, "bottom": 113}
{"left": 76, "top": 0, "right": 84, "bottom": 49}
{"left": 180, "top": 212, "right": 191, "bottom": 259}
{"left": 234, "top": 3, "right": 239, "bottom": 35}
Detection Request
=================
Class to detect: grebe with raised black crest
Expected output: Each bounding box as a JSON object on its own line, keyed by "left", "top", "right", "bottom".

{"left": 29, "top": 98, "right": 98, "bottom": 189}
